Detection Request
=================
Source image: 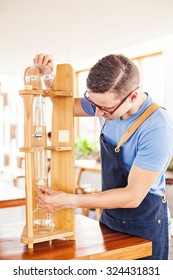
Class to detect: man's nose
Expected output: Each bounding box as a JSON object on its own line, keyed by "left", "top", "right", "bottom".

{"left": 95, "top": 107, "right": 105, "bottom": 117}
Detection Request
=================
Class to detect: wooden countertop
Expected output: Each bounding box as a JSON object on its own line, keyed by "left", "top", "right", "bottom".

{"left": 0, "top": 182, "right": 25, "bottom": 208}
{"left": 0, "top": 214, "right": 152, "bottom": 260}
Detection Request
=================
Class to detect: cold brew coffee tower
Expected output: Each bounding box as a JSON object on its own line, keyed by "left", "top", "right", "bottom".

{"left": 19, "top": 64, "right": 75, "bottom": 249}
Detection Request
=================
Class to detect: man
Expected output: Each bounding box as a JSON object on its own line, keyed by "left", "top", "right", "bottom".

{"left": 34, "top": 53, "right": 173, "bottom": 259}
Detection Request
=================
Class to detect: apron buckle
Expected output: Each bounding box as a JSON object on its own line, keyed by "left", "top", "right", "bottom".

{"left": 162, "top": 191, "right": 167, "bottom": 203}
{"left": 115, "top": 147, "right": 120, "bottom": 153}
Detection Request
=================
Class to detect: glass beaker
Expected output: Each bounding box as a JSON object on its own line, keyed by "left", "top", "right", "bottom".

{"left": 25, "top": 64, "right": 54, "bottom": 90}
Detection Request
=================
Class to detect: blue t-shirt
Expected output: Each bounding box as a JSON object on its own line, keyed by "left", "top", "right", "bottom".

{"left": 81, "top": 94, "right": 173, "bottom": 196}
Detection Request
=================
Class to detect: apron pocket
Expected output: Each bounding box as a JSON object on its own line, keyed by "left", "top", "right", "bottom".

{"left": 100, "top": 209, "right": 168, "bottom": 259}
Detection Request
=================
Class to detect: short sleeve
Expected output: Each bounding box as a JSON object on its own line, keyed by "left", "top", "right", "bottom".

{"left": 133, "top": 126, "right": 173, "bottom": 172}
{"left": 81, "top": 97, "right": 96, "bottom": 116}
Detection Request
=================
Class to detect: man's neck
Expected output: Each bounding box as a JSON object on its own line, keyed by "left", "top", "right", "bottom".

{"left": 121, "top": 92, "right": 147, "bottom": 120}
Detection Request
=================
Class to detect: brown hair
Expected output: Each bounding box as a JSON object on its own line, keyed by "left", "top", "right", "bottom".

{"left": 86, "top": 54, "right": 140, "bottom": 98}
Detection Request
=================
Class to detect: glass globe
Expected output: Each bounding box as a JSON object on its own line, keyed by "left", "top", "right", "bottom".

{"left": 33, "top": 207, "right": 55, "bottom": 234}
{"left": 25, "top": 64, "right": 54, "bottom": 90}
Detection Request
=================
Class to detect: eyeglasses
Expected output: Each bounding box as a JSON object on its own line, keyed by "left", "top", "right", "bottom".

{"left": 84, "top": 86, "right": 139, "bottom": 115}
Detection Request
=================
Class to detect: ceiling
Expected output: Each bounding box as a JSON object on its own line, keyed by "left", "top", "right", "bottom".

{"left": 1, "top": 0, "right": 173, "bottom": 75}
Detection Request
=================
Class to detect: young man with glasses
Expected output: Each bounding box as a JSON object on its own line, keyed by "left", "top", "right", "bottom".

{"left": 34, "top": 53, "right": 173, "bottom": 259}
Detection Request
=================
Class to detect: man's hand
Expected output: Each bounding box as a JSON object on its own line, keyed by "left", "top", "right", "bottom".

{"left": 33, "top": 53, "right": 53, "bottom": 71}
{"left": 37, "top": 187, "right": 73, "bottom": 213}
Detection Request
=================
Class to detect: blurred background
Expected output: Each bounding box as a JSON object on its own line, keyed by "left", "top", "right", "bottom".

{"left": 0, "top": 1, "right": 173, "bottom": 228}
{"left": 0, "top": 0, "right": 173, "bottom": 249}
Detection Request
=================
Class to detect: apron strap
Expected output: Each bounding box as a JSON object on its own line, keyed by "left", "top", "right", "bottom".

{"left": 115, "top": 103, "right": 160, "bottom": 152}
{"left": 100, "top": 117, "right": 107, "bottom": 134}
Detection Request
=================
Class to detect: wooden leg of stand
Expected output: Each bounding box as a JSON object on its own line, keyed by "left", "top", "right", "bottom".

{"left": 95, "top": 209, "right": 102, "bottom": 220}
{"left": 82, "top": 208, "right": 89, "bottom": 217}
{"left": 28, "top": 243, "right": 33, "bottom": 249}
{"left": 66, "top": 234, "right": 75, "bottom": 241}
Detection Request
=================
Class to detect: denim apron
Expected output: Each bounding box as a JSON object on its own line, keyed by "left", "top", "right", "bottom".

{"left": 99, "top": 104, "right": 169, "bottom": 260}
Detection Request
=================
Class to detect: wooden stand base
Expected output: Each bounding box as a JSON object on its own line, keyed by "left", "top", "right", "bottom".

{"left": 21, "top": 226, "right": 75, "bottom": 249}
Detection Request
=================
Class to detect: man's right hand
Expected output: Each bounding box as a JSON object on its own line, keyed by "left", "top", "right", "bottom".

{"left": 33, "top": 53, "right": 54, "bottom": 71}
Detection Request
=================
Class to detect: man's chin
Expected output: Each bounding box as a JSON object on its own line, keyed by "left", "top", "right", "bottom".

{"left": 104, "top": 115, "right": 115, "bottom": 120}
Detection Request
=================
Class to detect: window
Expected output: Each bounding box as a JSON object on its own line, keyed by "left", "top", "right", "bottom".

{"left": 0, "top": 77, "right": 24, "bottom": 169}
{"left": 132, "top": 52, "right": 165, "bottom": 105}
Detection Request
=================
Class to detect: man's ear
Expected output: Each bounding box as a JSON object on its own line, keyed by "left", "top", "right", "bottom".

{"left": 130, "top": 92, "right": 138, "bottom": 102}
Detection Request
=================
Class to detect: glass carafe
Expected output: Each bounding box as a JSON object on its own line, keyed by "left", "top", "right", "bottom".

{"left": 33, "top": 149, "right": 55, "bottom": 234}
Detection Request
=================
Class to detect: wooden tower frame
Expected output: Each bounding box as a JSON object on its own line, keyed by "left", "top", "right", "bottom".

{"left": 19, "top": 64, "right": 75, "bottom": 249}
